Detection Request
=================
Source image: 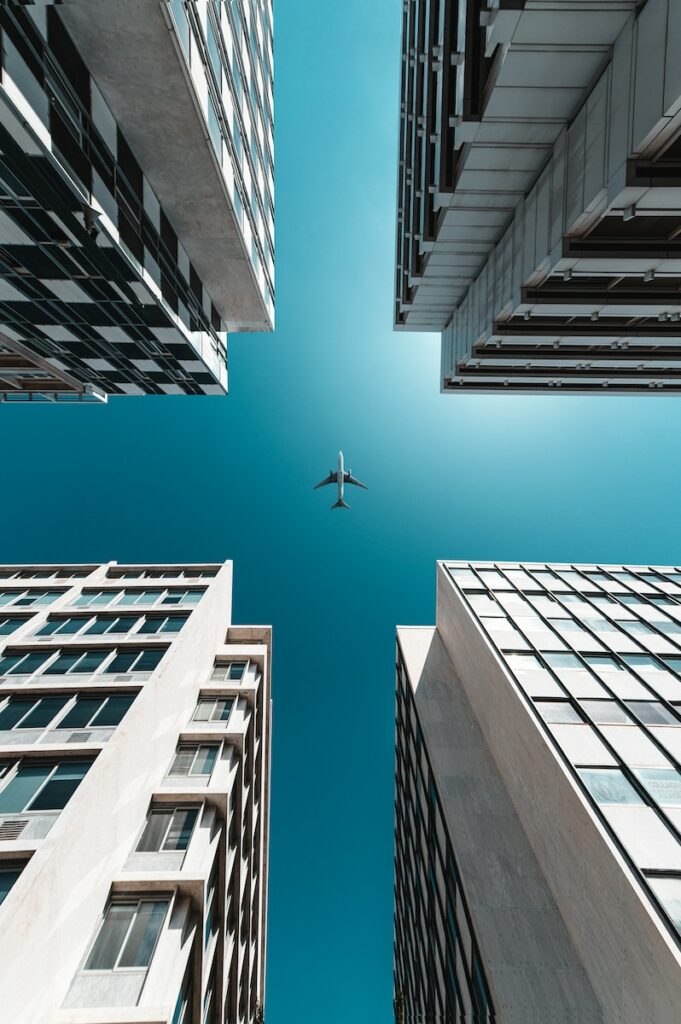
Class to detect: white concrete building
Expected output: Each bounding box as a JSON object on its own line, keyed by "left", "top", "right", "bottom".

{"left": 0, "top": 560, "right": 271, "bottom": 1024}
{"left": 396, "top": 561, "right": 681, "bottom": 1022}
{"left": 396, "top": 0, "right": 681, "bottom": 394}
{"left": 0, "top": 1, "right": 274, "bottom": 400}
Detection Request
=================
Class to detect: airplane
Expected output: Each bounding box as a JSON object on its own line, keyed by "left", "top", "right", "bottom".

{"left": 313, "top": 450, "right": 367, "bottom": 509}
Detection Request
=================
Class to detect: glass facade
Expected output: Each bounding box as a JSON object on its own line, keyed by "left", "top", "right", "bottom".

{"left": 446, "top": 561, "right": 681, "bottom": 943}
{"left": 394, "top": 652, "right": 494, "bottom": 1022}
{"left": 170, "top": 1, "right": 275, "bottom": 324}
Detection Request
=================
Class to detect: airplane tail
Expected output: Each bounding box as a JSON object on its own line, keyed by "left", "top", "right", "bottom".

{"left": 331, "top": 499, "right": 350, "bottom": 510}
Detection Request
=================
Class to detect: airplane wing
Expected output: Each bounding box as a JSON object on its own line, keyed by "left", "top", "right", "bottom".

{"left": 344, "top": 473, "right": 368, "bottom": 490}
{"left": 313, "top": 474, "right": 336, "bottom": 489}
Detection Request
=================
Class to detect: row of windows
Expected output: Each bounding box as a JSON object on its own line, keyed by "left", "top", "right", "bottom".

{"left": 74, "top": 588, "right": 204, "bottom": 608}
{"left": 0, "top": 647, "right": 165, "bottom": 678}
{"left": 107, "top": 568, "right": 218, "bottom": 581}
{"left": 36, "top": 613, "right": 188, "bottom": 637}
{"left": 0, "top": 569, "right": 90, "bottom": 581}
{"left": 448, "top": 563, "right": 681, "bottom": 597}
{"left": 0, "top": 692, "right": 134, "bottom": 733}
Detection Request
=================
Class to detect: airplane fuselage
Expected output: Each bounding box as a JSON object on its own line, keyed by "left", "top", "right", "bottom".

{"left": 337, "top": 450, "right": 344, "bottom": 503}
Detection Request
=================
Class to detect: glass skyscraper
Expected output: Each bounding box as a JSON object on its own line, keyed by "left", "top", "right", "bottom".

{"left": 395, "top": 560, "right": 681, "bottom": 1021}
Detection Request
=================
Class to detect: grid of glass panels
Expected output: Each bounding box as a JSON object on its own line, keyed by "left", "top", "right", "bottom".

{"left": 446, "top": 562, "right": 681, "bottom": 942}
{"left": 170, "top": 0, "right": 275, "bottom": 315}
{"left": 394, "top": 651, "right": 494, "bottom": 1023}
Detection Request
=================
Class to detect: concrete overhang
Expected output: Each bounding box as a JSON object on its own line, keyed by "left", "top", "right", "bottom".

{"left": 59, "top": 1, "right": 269, "bottom": 332}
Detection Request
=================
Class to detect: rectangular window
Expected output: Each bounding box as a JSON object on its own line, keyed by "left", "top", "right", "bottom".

{"left": 169, "top": 744, "right": 219, "bottom": 778}
{"left": 212, "top": 661, "right": 247, "bottom": 681}
{"left": 138, "top": 615, "right": 188, "bottom": 634}
{"left": 534, "top": 701, "right": 582, "bottom": 724}
{"left": 84, "top": 615, "right": 140, "bottom": 635}
{"left": 0, "top": 759, "right": 91, "bottom": 813}
{"left": 12, "top": 591, "right": 62, "bottom": 607}
{"left": 57, "top": 694, "right": 135, "bottom": 730}
{"left": 648, "top": 876, "right": 681, "bottom": 933}
{"left": 36, "top": 616, "right": 91, "bottom": 636}
{"left": 105, "top": 649, "right": 164, "bottom": 674}
{"left": 634, "top": 768, "right": 681, "bottom": 807}
{"left": 0, "top": 696, "right": 68, "bottom": 731}
{"left": 117, "top": 590, "right": 164, "bottom": 606}
{"left": 578, "top": 768, "right": 645, "bottom": 806}
{"left": 0, "top": 618, "right": 25, "bottom": 636}
{"left": 161, "top": 590, "right": 204, "bottom": 606}
{"left": 626, "top": 702, "right": 678, "bottom": 725}
{"left": 74, "top": 591, "right": 120, "bottom": 608}
{"left": 44, "top": 650, "right": 109, "bottom": 675}
{"left": 0, "top": 861, "right": 24, "bottom": 905}
{"left": 0, "top": 651, "right": 51, "bottom": 676}
{"left": 136, "top": 806, "right": 199, "bottom": 852}
{"left": 193, "top": 698, "right": 234, "bottom": 723}
{"left": 84, "top": 899, "right": 168, "bottom": 971}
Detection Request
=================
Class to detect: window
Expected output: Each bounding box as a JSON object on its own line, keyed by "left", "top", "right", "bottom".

{"left": 169, "top": 745, "right": 219, "bottom": 778}
{"left": 581, "top": 701, "right": 631, "bottom": 725}
{"left": 171, "top": 0, "right": 190, "bottom": 56}
{"left": 84, "top": 899, "right": 168, "bottom": 971}
{"left": 161, "top": 589, "right": 204, "bottom": 606}
{"left": 105, "top": 649, "right": 165, "bottom": 673}
{"left": 137, "top": 806, "right": 199, "bottom": 852}
{"left": 0, "top": 696, "right": 69, "bottom": 731}
{"left": 44, "top": 650, "right": 109, "bottom": 675}
{"left": 0, "top": 861, "right": 24, "bottom": 905}
{"left": 138, "top": 615, "right": 188, "bottom": 634}
{"left": 85, "top": 615, "right": 140, "bottom": 635}
{"left": 634, "top": 769, "right": 681, "bottom": 807}
{"left": 0, "top": 590, "right": 61, "bottom": 608}
{"left": 648, "top": 876, "right": 681, "bottom": 933}
{"left": 0, "top": 618, "right": 25, "bottom": 636}
{"left": 36, "top": 617, "right": 91, "bottom": 636}
{"left": 57, "top": 694, "right": 135, "bottom": 730}
{"left": 0, "top": 759, "right": 91, "bottom": 813}
{"left": 535, "top": 701, "right": 582, "bottom": 724}
{"left": 117, "top": 590, "right": 164, "bottom": 606}
{"left": 193, "top": 697, "right": 234, "bottom": 723}
{"left": 212, "top": 661, "right": 246, "bottom": 681}
{"left": 0, "top": 651, "right": 50, "bottom": 676}
{"left": 74, "top": 590, "right": 121, "bottom": 608}
{"left": 578, "top": 768, "right": 645, "bottom": 806}
{"left": 626, "top": 702, "right": 678, "bottom": 725}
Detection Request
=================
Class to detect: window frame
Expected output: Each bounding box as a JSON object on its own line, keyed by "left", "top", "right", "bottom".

{"left": 82, "top": 896, "right": 170, "bottom": 973}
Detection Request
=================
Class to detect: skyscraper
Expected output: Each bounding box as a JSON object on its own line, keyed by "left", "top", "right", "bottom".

{"left": 395, "top": 561, "right": 681, "bottom": 1022}
{"left": 0, "top": 2, "right": 274, "bottom": 401}
{"left": 0, "top": 560, "right": 271, "bottom": 1024}
{"left": 395, "top": 0, "right": 681, "bottom": 394}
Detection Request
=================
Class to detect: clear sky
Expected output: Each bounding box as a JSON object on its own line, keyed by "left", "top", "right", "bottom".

{"left": 3, "top": 1, "right": 681, "bottom": 1021}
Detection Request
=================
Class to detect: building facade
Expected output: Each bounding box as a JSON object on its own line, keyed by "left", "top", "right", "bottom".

{"left": 395, "top": 0, "right": 681, "bottom": 394}
{"left": 0, "top": 560, "right": 272, "bottom": 1024}
{"left": 395, "top": 560, "right": 681, "bottom": 1022}
{"left": 0, "top": 1, "right": 274, "bottom": 401}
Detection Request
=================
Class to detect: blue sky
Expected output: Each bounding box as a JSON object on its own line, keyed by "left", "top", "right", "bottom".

{"left": 3, "top": 0, "right": 681, "bottom": 1021}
